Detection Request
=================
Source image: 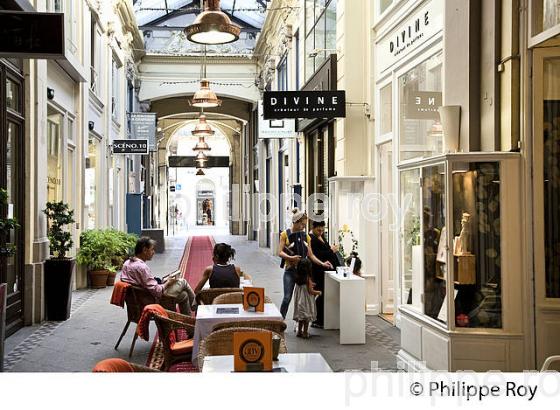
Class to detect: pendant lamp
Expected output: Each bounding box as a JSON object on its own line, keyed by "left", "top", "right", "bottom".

{"left": 196, "top": 168, "right": 206, "bottom": 176}
{"left": 192, "top": 115, "right": 215, "bottom": 136}
{"left": 185, "top": 0, "right": 241, "bottom": 45}
{"left": 190, "top": 79, "right": 222, "bottom": 108}
{"left": 195, "top": 151, "right": 209, "bottom": 162}
{"left": 193, "top": 136, "right": 212, "bottom": 152}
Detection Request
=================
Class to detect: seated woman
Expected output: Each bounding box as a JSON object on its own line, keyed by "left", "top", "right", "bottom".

{"left": 194, "top": 243, "right": 251, "bottom": 294}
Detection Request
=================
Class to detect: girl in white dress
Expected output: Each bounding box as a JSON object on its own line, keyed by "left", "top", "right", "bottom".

{"left": 292, "top": 259, "right": 322, "bottom": 338}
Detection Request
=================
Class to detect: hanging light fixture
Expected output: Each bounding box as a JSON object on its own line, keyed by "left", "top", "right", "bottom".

{"left": 192, "top": 114, "right": 215, "bottom": 137}
{"left": 196, "top": 168, "right": 206, "bottom": 176}
{"left": 185, "top": 0, "right": 241, "bottom": 45}
{"left": 195, "top": 151, "right": 209, "bottom": 162}
{"left": 190, "top": 79, "right": 222, "bottom": 108}
{"left": 193, "top": 136, "right": 212, "bottom": 152}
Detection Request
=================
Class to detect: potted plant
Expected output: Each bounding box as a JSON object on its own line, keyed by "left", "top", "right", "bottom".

{"left": 43, "top": 202, "right": 76, "bottom": 320}
{"left": 77, "top": 229, "right": 117, "bottom": 288}
{"left": 106, "top": 229, "right": 137, "bottom": 285}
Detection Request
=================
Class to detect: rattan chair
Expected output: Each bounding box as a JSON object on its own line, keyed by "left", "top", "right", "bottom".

{"left": 197, "top": 327, "right": 287, "bottom": 370}
{"left": 212, "top": 319, "right": 287, "bottom": 337}
{"left": 93, "top": 358, "right": 161, "bottom": 372}
{"left": 114, "top": 285, "right": 176, "bottom": 357}
{"left": 212, "top": 292, "right": 274, "bottom": 305}
{"left": 196, "top": 287, "right": 243, "bottom": 305}
{"left": 152, "top": 309, "right": 196, "bottom": 371}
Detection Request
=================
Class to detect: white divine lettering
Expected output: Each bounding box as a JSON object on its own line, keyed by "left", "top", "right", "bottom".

{"left": 306, "top": 97, "right": 309, "bottom": 104}
{"left": 318, "top": 97, "right": 324, "bottom": 105}
{"left": 428, "top": 97, "right": 435, "bottom": 105}
{"left": 270, "top": 98, "right": 277, "bottom": 106}
{"left": 332, "top": 96, "right": 338, "bottom": 105}
{"left": 294, "top": 97, "right": 300, "bottom": 105}
{"left": 415, "top": 97, "right": 421, "bottom": 105}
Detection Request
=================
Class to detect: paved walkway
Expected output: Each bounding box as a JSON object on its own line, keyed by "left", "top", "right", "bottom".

{"left": 3, "top": 231, "right": 399, "bottom": 372}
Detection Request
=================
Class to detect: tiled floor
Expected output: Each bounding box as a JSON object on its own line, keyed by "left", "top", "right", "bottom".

{"left": 4, "top": 231, "right": 400, "bottom": 372}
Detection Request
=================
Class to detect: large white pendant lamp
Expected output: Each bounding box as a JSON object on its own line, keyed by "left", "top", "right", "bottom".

{"left": 185, "top": 0, "right": 241, "bottom": 45}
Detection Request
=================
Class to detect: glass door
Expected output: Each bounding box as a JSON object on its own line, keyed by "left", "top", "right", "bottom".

{"left": 533, "top": 47, "right": 560, "bottom": 368}
{"left": 378, "top": 142, "right": 395, "bottom": 319}
{"left": 1, "top": 63, "right": 25, "bottom": 336}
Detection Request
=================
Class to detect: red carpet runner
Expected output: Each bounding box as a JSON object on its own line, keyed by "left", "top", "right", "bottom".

{"left": 179, "top": 236, "right": 215, "bottom": 287}
{"left": 146, "top": 235, "right": 214, "bottom": 371}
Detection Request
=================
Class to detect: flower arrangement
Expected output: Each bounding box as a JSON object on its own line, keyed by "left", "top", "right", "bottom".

{"left": 337, "top": 224, "right": 359, "bottom": 260}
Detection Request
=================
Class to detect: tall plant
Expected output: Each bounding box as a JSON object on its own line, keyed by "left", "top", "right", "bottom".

{"left": 43, "top": 201, "right": 75, "bottom": 259}
{"left": 0, "top": 189, "right": 19, "bottom": 257}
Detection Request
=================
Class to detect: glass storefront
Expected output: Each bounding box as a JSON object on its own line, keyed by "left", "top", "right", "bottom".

{"left": 531, "top": 0, "right": 560, "bottom": 37}
{"left": 543, "top": 58, "right": 560, "bottom": 299}
{"left": 398, "top": 52, "right": 443, "bottom": 161}
{"left": 47, "top": 111, "right": 63, "bottom": 202}
{"left": 85, "top": 137, "right": 98, "bottom": 229}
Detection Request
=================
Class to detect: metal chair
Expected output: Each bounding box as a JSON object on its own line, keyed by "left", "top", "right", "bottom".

{"left": 541, "top": 355, "right": 560, "bottom": 371}
{"left": 114, "top": 285, "right": 175, "bottom": 357}
{"left": 197, "top": 327, "right": 287, "bottom": 370}
{"left": 196, "top": 287, "right": 243, "bottom": 305}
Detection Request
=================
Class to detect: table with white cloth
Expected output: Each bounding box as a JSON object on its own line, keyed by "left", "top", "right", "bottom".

{"left": 201, "top": 279, "right": 253, "bottom": 290}
{"left": 201, "top": 353, "right": 333, "bottom": 373}
{"left": 192, "top": 303, "right": 283, "bottom": 364}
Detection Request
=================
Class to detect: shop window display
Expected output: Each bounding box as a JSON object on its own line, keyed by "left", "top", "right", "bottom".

{"left": 399, "top": 156, "right": 512, "bottom": 330}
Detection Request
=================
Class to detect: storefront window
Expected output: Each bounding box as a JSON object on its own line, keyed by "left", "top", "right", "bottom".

{"left": 379, "top": 0, "right": 393, "bottom": 15}
{"left": 6, "top": 79, "right": 20, "bottom": 112}
{"left": 398, "top": 52, "right": 443, "bottom": 161}
{"left": 543, "top": 58, "right": 560, "bottom": 299}
{"left": 380, "top": 83, "right": 392, "bottom": 136}
{"left": 6, "top": 122, "right": 19, "bottom": 293}
{"left": 400, "top": 168, "right": 421, "bottom": 311}
{"left": 304, "top": 0, "right": 336, "bottom": 81}
{"left": 47, "top": 113, "right": 63, "bottom": 202}
{"left": 85, "top": 137, "right": 98, "bottom": 229}
{"left": 452, "top": 162, "right": 502, "bottom": 328}
{"left": 532, "top": 0, "right": 560, "bottom": 37}
{"left": 422, "top": 165, "right": 446, "bottom": 323}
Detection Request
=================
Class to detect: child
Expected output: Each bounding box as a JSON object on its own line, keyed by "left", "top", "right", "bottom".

{"left": 292, "top": 259, "right": 321, "bottom": 338}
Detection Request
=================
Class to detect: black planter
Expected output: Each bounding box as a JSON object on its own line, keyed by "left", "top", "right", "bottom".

{"left": 44, "top": 258, "right": 75, "bottom": 321}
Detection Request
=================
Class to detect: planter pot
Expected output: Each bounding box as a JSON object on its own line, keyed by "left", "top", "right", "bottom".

{"left": 106, "top": 271, "right": 117, "bottom": 286}
{"left": 89, "top": 270, "right": 109, "bottom": 289}
{"left": 44, "top": 258, "right": 75, "bottom": 321}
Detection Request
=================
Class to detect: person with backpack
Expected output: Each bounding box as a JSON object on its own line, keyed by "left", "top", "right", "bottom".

{"left": 278, "top": 208, "right": 333, "bottom": 319}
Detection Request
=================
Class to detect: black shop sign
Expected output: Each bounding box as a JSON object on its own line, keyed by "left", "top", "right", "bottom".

{"left": 113, "top": 139, "right": 149, "bottom": 154}
{"left": 263, "top": 91, "right": 346, "bottom": 120}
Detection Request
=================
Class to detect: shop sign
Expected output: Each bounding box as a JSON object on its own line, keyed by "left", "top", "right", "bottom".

{"left": 130, "top": 112, "right": 157, "bottom": 150}
{"left": 263, "top": 91, "right": 346, "bottom": 120}
{"left": 376, "top": 0, "right": 443, "bottom": 75}
{"left": 258, "top": 101, "right": 296, "bottom": 138}
{"left": 0, "top": 11, "right": 65, "bottom": 59}
{"left": 113, "top": 139, "right": 149, "bottom": 154}
{"left": 405, "top": 91, "right": 442, "bottom": 120}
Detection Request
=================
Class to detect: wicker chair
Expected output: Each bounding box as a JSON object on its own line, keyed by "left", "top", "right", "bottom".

{"left": 93, "top": 358, "right": 161, "bottom": 372}
{"left": 114, "top": 285, "right": 176, "bottom": 357}
{"left": 196, "top": 287, "right": 243, "bottom": 305}
{"left": 197, "top": 327, "right": 288, "bottom": 370}
{"left": 212, "top": 292, "right": 273, "bottom": 305}
{"left": 152, "top": 309, "right": 196, "bottom": 371}
{"left": 212, "top": 319, "right": 287, "bottom": 337}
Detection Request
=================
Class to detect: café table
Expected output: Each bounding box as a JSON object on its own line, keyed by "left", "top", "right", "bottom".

{"left": 202, "top": 278, "right": 253, "bottom": 290}
{"left": 192, "top": 303, "right": 283, "bottom": 364}
{"left": 201, "top": 353, "right": 333, "bottom": 373}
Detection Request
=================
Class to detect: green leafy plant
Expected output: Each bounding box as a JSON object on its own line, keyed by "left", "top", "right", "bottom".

{"left": 43, "top": 201, "right": 75, "bottom": 259}
{"left": 407, "top": 215, "right": 421, "bottom": 247}
{"left": 0, "top": 188, "right": 19, "bottom": 257}
{"left": 77, "top": 229, "right": 138, "bottom": 273}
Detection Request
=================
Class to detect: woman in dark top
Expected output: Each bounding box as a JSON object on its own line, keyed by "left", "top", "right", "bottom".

{"left": 309, "top": 221, "right": 341, "bottom": 328}
{"left": 194, "top": 243, "right": 251, "bottom": 294}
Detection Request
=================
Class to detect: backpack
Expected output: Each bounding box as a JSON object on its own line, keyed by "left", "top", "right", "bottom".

{"left": 279, "top": 229, "right": 308, "bottom": 269}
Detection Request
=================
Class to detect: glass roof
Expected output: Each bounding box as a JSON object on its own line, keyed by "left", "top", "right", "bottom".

{"left": 134, "top": 0, "right": 268, "bottom": 29}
